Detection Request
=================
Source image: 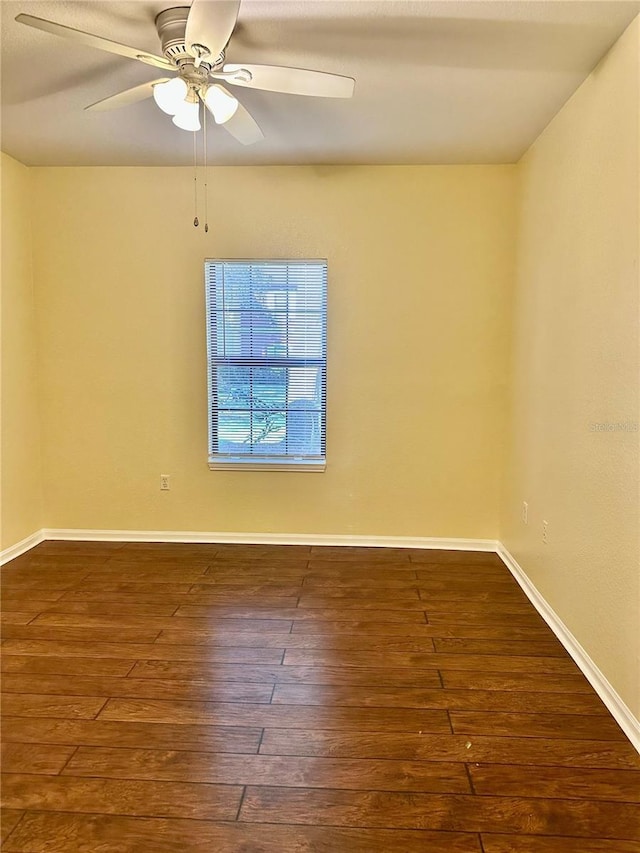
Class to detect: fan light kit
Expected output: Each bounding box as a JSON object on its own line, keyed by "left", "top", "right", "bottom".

{"left": 16, "top": 0, "right": 355, "bottom": 226}
{"left": 153, "top": 77, "right": 189, "bottom": 114}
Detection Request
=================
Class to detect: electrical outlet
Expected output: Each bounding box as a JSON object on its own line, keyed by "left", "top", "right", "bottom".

{"left": 522, "top": 501, "right": 529, "bottom": 525}
{"left": 542, "top": 520, "right": 549, "bottom": 544}
{"left": 160, "top": 474, "right": 171, "bottom": 491}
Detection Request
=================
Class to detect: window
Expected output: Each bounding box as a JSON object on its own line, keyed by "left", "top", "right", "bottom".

{"left": 205, "top": 259, "right": 327, "bottom": 471}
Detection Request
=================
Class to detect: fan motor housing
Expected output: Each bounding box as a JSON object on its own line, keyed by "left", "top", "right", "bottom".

{"left": 155, "top": 6, "right": 224, "bottom": 68}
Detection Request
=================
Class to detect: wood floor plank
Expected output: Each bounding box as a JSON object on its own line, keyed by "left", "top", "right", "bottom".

{"left": 481, "top": 835, "right": 640, "bottom": 852}
{"left": 149, "top": 628, "right": 308, "bottom": 648}
{"left": 117, "top": 542, "right": 219, "bottom": 556}
{"left": 206, "top": 557, "right": 311, "bottom": 570}
{"left": 300, "top": 588, "right": 423, "bottom": 602}
{"left": 1, "top": 640, "right": 284, "bottom": 664}
{"left": 259, "top": 729, "right": 640, "bottom": 769}
{"left": 419, "top": 589, "right": 531, "bottom": 604}
{"left": 209, "top": 544, "right": 311, "bottom": 560}
{"left": 470, "top": 763, "right": 640, "bottom": 802}
{"left": 128, "top": 660, "right": 442, "bottom": 688}
{"left": 202, "top": 571, "right": 309, "bottom": 584}
{"left": 1, "top": 694, "right": 106, "bottom": 720}
{"left": 154, "top": 628, "right": 439, "bottom": 653}
{"left": 290, "top": 619, "right": 555, "bottom": 640}
{"left": 1, "top": 577, "right": 89, "bottom": 592}
{"left": 31, "top": 613, "right": 294, "bottom": 633}
{"left": 109, "top": 550, "right": 213, "bottom": 563}
{"left": 173, "top": 605, "right": 428, "bottom": 622}
{"left": 104, "top": 554, "right": 212, "bottom": 566}
{"left": 206, "top": 556, "right": 310, "bottom": 568}
{"left": 189, "top": 583, "right": 305, "bottom": 596}
{"left": 0, "top": 774, "right": 243, "bottom": 821}
{"left": 427, "top": 611, "right": 547, "bottom": 627}
{"left": 422, "top": 586, "right": 528, "bottom": 600}
{"left": 1, "top": 624, "right": 161, "bottom": 644}
{"left": 424, "top": 601, "right": 538, "bottom": 615}
{"left": 59, "top": 591, "right": 302, "bottom": 608}
{"left": 41, "top": 601, "right": 181, "bottom": 617}
{"left": 0, "top": 613, "right": 35, "bottom": 626}
{"left": 299, "top": 598, "right": 536, "bottom": 614}
{"left": 414, "top": 565, "right": 511, "bottom": 579}
{"left": 433, "top": 637, "right": 565, "bottom": 657}
{"left": 1, "top": 812, "right": 483, "bottom": 852}
{"left": 408, "top": 550, "right": 502, "bottom": 565}
{"left": 4, "top": 555, "right": 108, "bottom": 568}
{"left": 305, "top": 561, "right": 421, "bottom": 574}
{"left": 301, "top": 578, "right": 421, "bottom": 591}
{"left": 2, "top": 564, "right": 92, "bottom": 577}
{"left": 97, "top": 698, "right": 452, "bottom": 733}
{"left": 28, "top": 542, "right": 125, "bottom": 556}
{"left": 441, "top": 670, "right": 593, "bottom": 693}
{"left": 309, "top": 546, "right": 411, "bottom": 563}
{"left": 76, "top": 566, "right": 210, "bottom": 581}
{"left": 283, "top": 649, "right": 579, "bottom": 674}
{"left": 239, "top": 787, "right": 640, "bottom": 839}
{"left": 285, "top": 623, "right": 445, "bottom": 640}
{"left": 1, "top": 717, "right": 262, "bottom": 754}
{"left": 413, "top": 575, "right": 519, "bottom": 588}
{"left": 1, "top": 656, "right": 135, "bottom": 677}
{"left": 302, "top": 569, "right": 419, "bottom": 582}
{"left": 0, "top": 809, "right": 24, "bottom": 844}
{"left": 1, "top": 674, "right": 274, "bottom": 704}
{"left": 67, "top": 581, "right": 195, "bottom": 595}
{"left": 451, "top": 711, "right": 628, "bottom": 741}
{"left": 271, "top": 684, "right": 607, "bottom": 714}
{"left": 1, "top": 592, "right": 65, "bottom": 608}
{"left": 0, "top": 743, "right": 77, "bottom": 775}
{"left": 296, "top": 596, "right": 429, "bottom": 610}
{"left": 62, "top": 747, "right": 471, "bottom": 793}
{"left": 75, "top": 579, "right": 304, "bottom": 596}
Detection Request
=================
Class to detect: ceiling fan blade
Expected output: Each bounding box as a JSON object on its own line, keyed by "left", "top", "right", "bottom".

{"left": 85, "top": 78, "right": 171, "bottom": 112}
{"left": 185, "top": 0, "right": 240, "bottom": 63}
{"left": 221, "top": 64, "right": 355, "bottom": 98}
{"left": 216, "top": 95, "right": 264, "bottom": 145}
{"left": 15, "top": 14, "right": 173, "bottom": 70}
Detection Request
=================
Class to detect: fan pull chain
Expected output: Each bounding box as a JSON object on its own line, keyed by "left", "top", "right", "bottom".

{"left": 193, "top": 127, "right": 199, "bottom": 228}
{"left": 203, "top": 103, "right": 209, "bottom": 233}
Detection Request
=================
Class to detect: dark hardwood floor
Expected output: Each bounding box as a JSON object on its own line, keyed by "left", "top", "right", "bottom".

{"left": 1, "top": 541, "right": 639, "bottom": 851}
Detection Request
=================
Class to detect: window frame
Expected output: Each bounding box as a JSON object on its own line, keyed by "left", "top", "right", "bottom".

{"left": 205, "top": 258, "right": 327, "bottom": 472}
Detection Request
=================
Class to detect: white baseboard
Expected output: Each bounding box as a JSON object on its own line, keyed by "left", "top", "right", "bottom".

{"left": 41, "top": 528, "right": 499, "bottom": 551}
{"left": 0, "top": 529, "right": 45, "bottom": 565}
{"left": 497, "top": 543, "right": 640, "bottom": 754}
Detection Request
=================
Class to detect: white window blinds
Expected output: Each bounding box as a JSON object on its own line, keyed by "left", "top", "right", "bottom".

{"left": 205, "top": 260, "right": 327, "bottom": 470}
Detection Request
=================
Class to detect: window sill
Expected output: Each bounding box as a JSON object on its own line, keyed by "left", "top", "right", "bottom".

{"left": 208, "top": 460, "right": 326, "bottom": 473}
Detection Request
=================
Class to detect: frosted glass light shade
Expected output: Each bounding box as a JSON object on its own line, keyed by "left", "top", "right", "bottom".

{"left": 172, "top": 100, "right": 201, "bottom": 132}
{"left": 204, "top": 85, "right": 239, "bottom": 124}
{"left": 153, "top": 78, "right": 188, "bottom": 115}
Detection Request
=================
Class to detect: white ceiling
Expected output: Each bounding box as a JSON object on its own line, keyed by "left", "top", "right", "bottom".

{"left": 1, "top": 0, "right": 638, "bottom": 166}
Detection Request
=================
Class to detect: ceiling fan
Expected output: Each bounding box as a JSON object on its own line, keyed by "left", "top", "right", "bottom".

{"left": 15, "top": 0, "right": 356, "bottom": 145}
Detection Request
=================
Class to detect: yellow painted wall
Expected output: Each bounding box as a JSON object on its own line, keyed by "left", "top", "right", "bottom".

{"left": 0, "top": 153, "right": 44, "bottom": 549}
{"left": 30, "top": 165, "right": 516, "bottom": 538}
{"left": 502, "top": 18, "right": 640, "bottom": 716}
